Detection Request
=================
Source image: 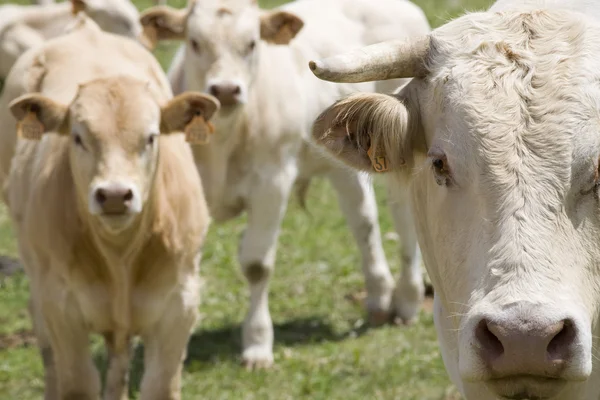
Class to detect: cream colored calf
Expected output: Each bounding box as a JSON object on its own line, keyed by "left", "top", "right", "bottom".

{"left": 0, "top": 16, "right": 218, "bottom": 399}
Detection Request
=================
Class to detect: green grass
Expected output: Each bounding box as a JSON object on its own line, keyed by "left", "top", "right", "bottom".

{"left": 0, "top": 0, "right": 494, "bottom": 398}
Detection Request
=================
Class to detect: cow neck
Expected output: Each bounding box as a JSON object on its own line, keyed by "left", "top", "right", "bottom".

{"left": 77, "top": 196, "right": 155, "bottom": 262}
{"left": 20, "top": 3, "right": 76, "bottom": 39}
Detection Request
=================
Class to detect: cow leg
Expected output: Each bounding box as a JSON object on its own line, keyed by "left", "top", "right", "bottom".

{"left": 28, "top": 297, "right": 58, "bottom": 400}
{"left": 139, "top": 277, "right": 200, "bottom": 400}
{"left": 326, "top": 167, "right": 395, "bottom": 325}
{"left": 387, "top": 179, "right": 425, "bottom": 325}
{"left": 43, "top": 300, "right": 101, "bottom": 400}
{"left": 239, "top": 162, "right": 297, "bottom": 369}
{"left": 103, "top": 333, "right": 131, "bottom": 400}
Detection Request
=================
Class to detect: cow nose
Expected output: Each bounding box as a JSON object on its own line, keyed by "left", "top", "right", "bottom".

{"left": 208, "top": 83, "right": 241, "bottom": 106}
{"left": 475, "top": 316, "right": 577, "bottom": 378}
{"left": 94, "top": 185, "right": 134, "bottom": 215}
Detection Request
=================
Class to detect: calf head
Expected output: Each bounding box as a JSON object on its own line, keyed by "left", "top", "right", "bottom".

{"left": 312, "top": 9, "right": 600, "bottom": 400}
{"left": 9, "top": 76, "right": 218, "bottom": 234}
{"left": 139, "top": 0, "right": 303, "bottom": 107}
{"left": 70, "top": 0, "right": 142, "bottom": 40}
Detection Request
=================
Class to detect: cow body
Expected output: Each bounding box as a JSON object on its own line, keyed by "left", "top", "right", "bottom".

{"left": 311, "top": 0, "right": 600, "bottom": 399}
{"left": 0, "top": 17, "right": 217, "bottom": 399}
{"left": 0, "top": 0, "right": 142, "bottom": 80}
{"left": 140, "top": 0, "right": 430, "bottom": 368}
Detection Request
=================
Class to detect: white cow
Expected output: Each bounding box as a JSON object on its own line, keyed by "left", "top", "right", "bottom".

{"left": 311, "top": 0, "right": 600, "bottom": 399}
{"left": 0, "top": 0, "right": 143, "bottom": 79}
{"left": 139, "top": 0, "right": 430, "bottom": 368}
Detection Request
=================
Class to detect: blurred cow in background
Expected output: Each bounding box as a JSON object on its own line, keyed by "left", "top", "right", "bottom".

{"left": 140, "top": 0, "right": 430, "bottom": 369}
{"left": 0, "top": 0, "right": 143, "bottom": 79}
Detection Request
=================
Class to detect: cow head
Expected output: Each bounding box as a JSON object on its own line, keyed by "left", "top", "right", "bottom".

{"left": 139, "top": 0, "right": 303, "bottom": 108}
{"left": 70, "top": 0, "right": 143, "bottom": 40}
{"left": 9, "top": 76, "right": 219, "bottom": 234}
{"left": 312, "top": 9, "right": 600, "bottom": 400}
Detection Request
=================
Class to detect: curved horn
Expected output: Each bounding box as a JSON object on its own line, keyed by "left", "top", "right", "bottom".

{"left": 308, "top": 36, "right": 431, "bottom": 83}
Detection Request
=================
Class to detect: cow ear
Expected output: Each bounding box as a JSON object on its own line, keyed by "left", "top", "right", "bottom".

{"left": 139, "top": 6, "right": 189, "bottom": 50}
{"left": 312, "top": 93, "right": 416, "bottom": 173}
{"left": 260, "top": 11, "right": 304, "bottom": 45}
{"left": 71, "top": 0, "right": 86, "bottom": 15}
{"left": 9, "top": 94, "right": 69, "bottom": 140}
{"left": 161, "top": 92, "right": 220, "bottom": 145}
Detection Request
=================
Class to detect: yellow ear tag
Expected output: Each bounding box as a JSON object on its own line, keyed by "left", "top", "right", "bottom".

{"left": 17, "top": 111, "right": 45, "bottom": 140}
{"left": 367, "top": 146, "right": 388, "bottom": 172}
{"left": 184, "top": 114, "right": 214, "bottom": 145}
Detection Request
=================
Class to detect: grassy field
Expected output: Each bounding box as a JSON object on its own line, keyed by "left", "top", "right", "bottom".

{"left": 0, "top": 0, "right": 493, "bottom": 398}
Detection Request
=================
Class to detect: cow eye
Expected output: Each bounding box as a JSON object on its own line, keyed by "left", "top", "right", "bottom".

{"left": 583, "top": 161, "right": 600, "bottom": 195}
{"left": 247, "top": 40, "right": 256, "bottom": 53}
{"left": 73, "top": 133, "right": 86, "bottom": 150}
{"left": 429, "top": 149, "right": 452, "bottom": 186}
{"left": 190, "top": 39, "right": 201, "bottom": 55}
{"left": 146, "top": 133, "right": 158, "bottom": 146}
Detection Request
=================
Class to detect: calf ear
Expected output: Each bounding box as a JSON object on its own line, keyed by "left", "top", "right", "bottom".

{"left": 139, "top": 6, "right": 189, "bottom": 50}
{"left": 161, "top": 92, "right": 220, "bottom": 145}
{"left": 260, "top": 11, "right": 304, "bottom": 45}
{"left": 312, "top": 93, "right": 416, "bottom": 173}
{"left": 9, "top": 94, "right": 69, "bottom": 140}
{"left": 71, "top": 0, "right": 87, "bottom": 15}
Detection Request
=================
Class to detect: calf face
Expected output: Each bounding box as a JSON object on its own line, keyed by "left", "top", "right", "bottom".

{"left": 71, "top": 0, "right": 142, "bottom": 39}
{"left": 312, "top": 9, "right": 600, "bottom": 400}
{"left": 10, "top": 76, "right": 218, "bottom": 233}
{"left": 139, "top": 0, "right": 303, "bottom": 107}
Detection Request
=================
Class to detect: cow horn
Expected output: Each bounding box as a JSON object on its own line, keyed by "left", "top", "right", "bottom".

{"left": 308, "top": 36, "right": 430, "bottom": 83}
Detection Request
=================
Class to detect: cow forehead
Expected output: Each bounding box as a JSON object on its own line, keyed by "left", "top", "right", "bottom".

{"left": 188, "top": 2, "right": 259, "bottom": 45}
{"left": 71, "top": 77, "right": 159, "bottom": 144}
{"left": 424, "top": 9, "right": 600, "bottom": 192}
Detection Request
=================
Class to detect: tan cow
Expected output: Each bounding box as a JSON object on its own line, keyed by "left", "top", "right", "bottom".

{"left": 0, "top": 16, "right": 218, "bottom": 399}
{"left": 0, "top": 0, "right": 143, "bottom": 80}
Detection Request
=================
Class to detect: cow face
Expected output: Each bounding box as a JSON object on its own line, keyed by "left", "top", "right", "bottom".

{"left": 70, "top": 0, "right": 142, "bottom": 40}
{"left": 9, "top": 76, "right": 218, "bottom": 234}
{"left": 139, "top": 0, "right": 303, "bottom": 108}
{"left": 312, "top": 9, "right": 600, "bottom": 400}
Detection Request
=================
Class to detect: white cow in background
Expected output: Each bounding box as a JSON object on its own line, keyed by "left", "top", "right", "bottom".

{"left": 311, "top": 0, "right": 600, "bottom": 399}
{"left": 0, "top": 0, "right": 143, "bottom": 79}
{"left": 139, "top": 0, "right": 430, "bottom": 368}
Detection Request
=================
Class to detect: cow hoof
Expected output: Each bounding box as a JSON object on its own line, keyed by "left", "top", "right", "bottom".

{"left": 392, "top": 280, "right": 424, "bottom": 323}
{"left": 367, "top": 309, "right": 393, "bottom": 326}
{"left": 241, "top": 346, "right": 274, "bottom": 370}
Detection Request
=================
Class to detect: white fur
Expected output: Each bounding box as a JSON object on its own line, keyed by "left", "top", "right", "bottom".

{"left": 0, "top": 0, "right": 142, "bottom": 79}
{"left": 161, "top": 0, "right": 430, "bottom": 367}
{"left": 314, "top": 0, "right": 600, "bottom": 398}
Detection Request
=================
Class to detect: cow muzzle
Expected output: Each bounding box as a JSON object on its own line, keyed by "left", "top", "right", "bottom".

{"left": 459, "top": 302, "right": 592, "bottom": 399}
{"left": 207, "top": 79, "right": 245, "bottom": 107}
{"left": 89, "top": 181, "right": 142, "bottom": 218}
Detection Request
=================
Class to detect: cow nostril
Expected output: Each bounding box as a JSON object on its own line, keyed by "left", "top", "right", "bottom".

{"left": 476, "top": 319, "right": 504, "bottom": 362}
{"left": 95, "top": 189, "right": 107, "bottom": 205}
{"left": 209, "top": 85, "right": 219, "bottom": 97}
{"left": 123, "top": 189, "right": 133, "bottom": 202}
{"left": 232, "top": 85, "right": 241, "bottom": 95}
{"left": 547, "top": 319, "right": 576, "bottom": 360}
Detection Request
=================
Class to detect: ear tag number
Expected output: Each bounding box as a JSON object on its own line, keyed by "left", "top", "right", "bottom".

{"left": 367, "top": 146, "right": 388, "bottom": 172}
{"left": 17, "top": 111, "right": 44, "bottom": 140}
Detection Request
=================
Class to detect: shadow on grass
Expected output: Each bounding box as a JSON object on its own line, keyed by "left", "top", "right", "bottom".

{"left": 94, "top": 316, "right": 370, "bottom": 395}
